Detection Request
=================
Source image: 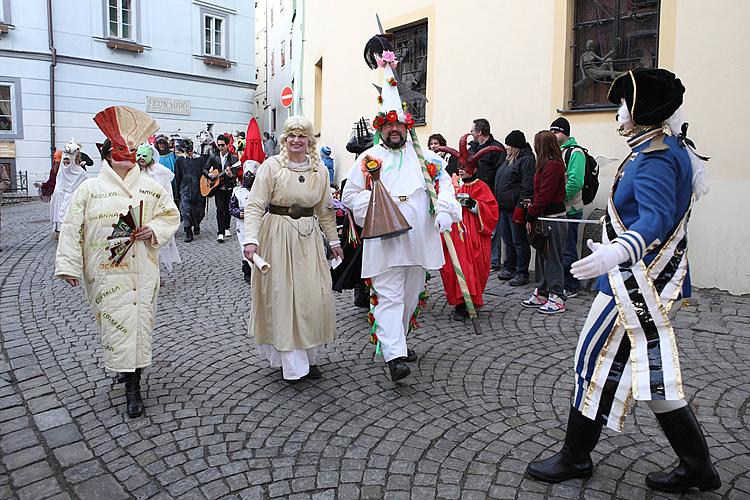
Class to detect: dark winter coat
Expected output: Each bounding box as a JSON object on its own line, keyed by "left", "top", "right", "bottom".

{"left": 469, "top": 135, "right": 507, "bottom": 189}
{"left": 494, "top": 144, "right": 535, "bottom": 212}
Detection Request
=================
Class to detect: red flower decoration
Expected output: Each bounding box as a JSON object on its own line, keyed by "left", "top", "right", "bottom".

{"left": 427, "top": 162, "right": 437, "bottom": 179}
{"left": 370, "top": 295, "right": 379, "bottom": 306}
{"left": 404, "top": 113, "right": 415, "bottom": 129}
{"left": 386, "top": 110, "right": 398, "bottom": 123}
{"left": 367, "top": 312, "right": 375, "bottom": 325}
{"left": 387, "top": 77, "right": 398, "bottom": 87}
{"left": 377, "top": 95, "right": 383, "bottom": 104}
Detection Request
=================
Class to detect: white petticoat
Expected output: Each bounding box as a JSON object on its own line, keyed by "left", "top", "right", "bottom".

{"left": 257, "top": 344, "right": 321, "bottom": 380}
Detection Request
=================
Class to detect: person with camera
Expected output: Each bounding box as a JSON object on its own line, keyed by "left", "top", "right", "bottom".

{"left": 522, "top": 131, "right": 567, "bottom": 314}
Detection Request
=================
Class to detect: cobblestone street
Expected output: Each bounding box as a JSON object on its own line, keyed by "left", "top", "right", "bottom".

{"left": 1, "top": 201, "right": 748, "bottom": 500}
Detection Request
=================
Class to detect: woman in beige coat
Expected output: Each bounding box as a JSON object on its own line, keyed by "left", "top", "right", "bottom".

{"left": 243, "top": 116, "right": 343, "bottom": 381}
{"left": 55, "top": 106, "right": 180, "bottom": 418}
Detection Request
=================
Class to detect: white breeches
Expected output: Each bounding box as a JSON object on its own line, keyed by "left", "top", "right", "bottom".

{"left": 371, "top": 266, "right": 425, "bottom": 362}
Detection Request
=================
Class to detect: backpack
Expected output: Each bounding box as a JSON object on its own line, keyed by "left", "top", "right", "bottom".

{"left": 563, "top": 145, "right": 599, "bottom": 205}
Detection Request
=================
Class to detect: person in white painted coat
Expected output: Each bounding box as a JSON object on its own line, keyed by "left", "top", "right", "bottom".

{"left": 54, "top": 106, "right": 180, "bottom": 418}
{"left": 342, "top": 36, "right": 462, "bottom": 382}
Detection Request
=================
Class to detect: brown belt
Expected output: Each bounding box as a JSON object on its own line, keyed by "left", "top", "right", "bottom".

{"left": 268, "top": 204, "right": 315, "bottom": 219}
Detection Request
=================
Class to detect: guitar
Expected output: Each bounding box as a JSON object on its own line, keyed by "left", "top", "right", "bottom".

{"left": 200, "top": 160, "right": 241, "bottom": 197}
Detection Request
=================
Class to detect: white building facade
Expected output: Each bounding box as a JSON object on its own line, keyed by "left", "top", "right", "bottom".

{"left": 0, "top": 0, "right": 256, "bottom": 182}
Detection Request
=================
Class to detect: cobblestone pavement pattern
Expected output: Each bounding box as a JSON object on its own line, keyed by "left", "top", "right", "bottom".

{"left": 1, "top": 201, "right": 749, "bottom": 500}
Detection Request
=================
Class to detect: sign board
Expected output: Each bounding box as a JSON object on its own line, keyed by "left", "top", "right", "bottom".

{"left": 280, "top": 86, "right": 294, "bottom": 108}
{"left": 146, "top": 96, "right": 191, "bottom": 116}
{"left": 0, "top": 141, "right": 16, "bottom": 158}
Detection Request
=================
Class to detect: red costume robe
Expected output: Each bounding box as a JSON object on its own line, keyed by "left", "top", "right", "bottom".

{"left": 439, "top": 178, "right": 499, "bottom": 307}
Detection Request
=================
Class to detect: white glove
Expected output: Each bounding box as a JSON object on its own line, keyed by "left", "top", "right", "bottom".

{"left": 435, "top": 211, "right": 453, "bottom": 233}
{"left": 571, "top": 239, "right": 629, "bottom": 280}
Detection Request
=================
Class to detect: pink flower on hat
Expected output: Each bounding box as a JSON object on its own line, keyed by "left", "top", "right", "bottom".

{"left": 377, "top": 50, "right": 399, "bottom": 69}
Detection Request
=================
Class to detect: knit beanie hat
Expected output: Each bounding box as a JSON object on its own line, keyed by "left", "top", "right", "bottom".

{"left": 504, "top": 130, "right": 526, "bottom": 149}
{"left": 549, "top": 117, "right": 570, "bottom": 136}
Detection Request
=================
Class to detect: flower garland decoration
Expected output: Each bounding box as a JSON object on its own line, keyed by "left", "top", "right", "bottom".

{"left": 386, "top": 77, "right": 398, "bottom": 87}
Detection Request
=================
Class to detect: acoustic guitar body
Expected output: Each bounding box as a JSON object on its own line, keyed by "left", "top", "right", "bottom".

{"left": 200, "top": 169, "right": 221, "bottom": 197}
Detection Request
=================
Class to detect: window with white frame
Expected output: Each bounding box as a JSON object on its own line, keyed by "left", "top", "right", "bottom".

{"left": 108, "top": 0, "right": 135, "bottom": 40}
{"left": 204, "top": 14, "right": 226, "bottom": 58}
{"left": 0, "top": 81, "right": 18, "bottom": 136}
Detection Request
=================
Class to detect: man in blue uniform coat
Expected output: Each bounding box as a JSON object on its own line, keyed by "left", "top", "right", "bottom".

{"left": 526, "top": 68, "right": 720, "bottom": 493}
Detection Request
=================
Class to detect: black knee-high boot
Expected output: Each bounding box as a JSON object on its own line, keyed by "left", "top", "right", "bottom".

{"left": 645, "top": 405, "right": 721, "bottom": 492}
{"left": 526, "top": 406, "right": 603, "bottom": 482}
{"left": 124, "top": 369, "right": 143, "bottom": 418}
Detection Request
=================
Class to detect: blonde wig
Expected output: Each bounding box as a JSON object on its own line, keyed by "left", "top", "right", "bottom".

{"left": 278, "top": 115, "right": 322, "bottom": 169}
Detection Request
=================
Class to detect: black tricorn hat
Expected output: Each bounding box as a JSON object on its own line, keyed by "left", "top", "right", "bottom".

{"left": 608, "top": 68, "right": 685, "bottom": 126}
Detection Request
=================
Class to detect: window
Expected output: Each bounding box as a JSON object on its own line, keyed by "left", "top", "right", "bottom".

{"left": 204, "top": 14, "right": 225, "bottom": 58}
{"left": 0, "top": 84, "right": 13, "bottom": 132}
{"left": 108, "top": 0, "right": 135, "bottom": 40}
{"left": 571, "top": 0, "right": 660, "bottom": 109}
{"left": 389, "top": 20, "right": 429, "bottom": 125}
{"left": 281, "top": 40, "right": 285, "bottom": 67}
{"left": 271, "top": 51, "right": 275, "bottom": 76}
{"left": 0, "top": 78, "right": 22, "bottom": 139}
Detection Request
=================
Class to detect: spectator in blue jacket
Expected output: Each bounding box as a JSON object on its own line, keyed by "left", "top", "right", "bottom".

{"left": 320, "top": 146, "right": 335, "bottom": 183}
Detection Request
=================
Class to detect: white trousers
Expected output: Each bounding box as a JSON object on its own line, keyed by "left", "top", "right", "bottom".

{"left": 371, "top": 266, "right": 425, "bottom": 362}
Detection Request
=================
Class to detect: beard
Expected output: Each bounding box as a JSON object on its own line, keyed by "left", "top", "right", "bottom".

{"left": 383, "top": 131, "right": 407, "bottom": 149}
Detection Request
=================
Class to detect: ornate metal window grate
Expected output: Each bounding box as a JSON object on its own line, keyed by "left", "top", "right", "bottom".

{"left": 571, "top": 0, "right": 660, "bottom": 109}
{"left": 389, "top": 20, "right": 428, "bottom": 125}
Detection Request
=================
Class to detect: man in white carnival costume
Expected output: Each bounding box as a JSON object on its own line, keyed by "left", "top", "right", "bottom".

{"left": 343, "top": 35, "right": 461, "bottom": 382}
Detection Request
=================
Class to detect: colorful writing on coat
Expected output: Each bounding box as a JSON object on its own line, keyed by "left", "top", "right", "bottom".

{"left": 94, "top": 285, "right": 121, "bottom": 305}
{"left": 100, "top": 311, "right": 128, "bottom": 334}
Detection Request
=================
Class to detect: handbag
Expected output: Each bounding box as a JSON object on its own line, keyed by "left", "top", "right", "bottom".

{"left": 527, "top": 220, "right": 551, "bottom": 257}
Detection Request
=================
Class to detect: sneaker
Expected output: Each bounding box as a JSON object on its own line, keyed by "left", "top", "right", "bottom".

{"left": 522, "top": 289, "right": 548, "bottom": 308}
{"left": 538, "top": 293, "right": 566, "bottom": 314}
{"left": 564, "top": 289, "right": 578, "bottom": 299}
{"left": 225, "top": 229, "right": 232, "bottom": 237}
{"left": 509, "top": 274, "right": 529, "bottom": 286}
{"left": 217, "top": 234, "right": 225, "bottom": 243}
{"left": 497, "top": 269, "right": 514, "bottom": 280}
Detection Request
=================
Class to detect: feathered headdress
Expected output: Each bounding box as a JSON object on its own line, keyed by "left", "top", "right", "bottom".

{"left": 93, "top": 106, "right": 159, "bottom": 162}
{"left": 433, "top": 134, "right": 506, "bottom": 175}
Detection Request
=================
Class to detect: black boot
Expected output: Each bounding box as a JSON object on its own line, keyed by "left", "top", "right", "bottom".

{"left": 452, "top": 302, "right": 469, "bottom": 321}
{"left": 645, "top": 405, "right": 721, "bottom": 492}
{"left": 404, "top": 349, "right": 417, "bottom": 363}
{"left": 193, "top": 225, "right": 200, "bottom": 235}
{"left": 184, "top": 227, "right": 194, "bottom": 243}
{"left": 387, "top": 358, "right": 410, "bottom": 382}
{"left": 526, "top": 406, "right": 602, "bottom": 482}
{"left": 353, "top": 285, "right": 370, "bottom": 308}
{"left": 124, "top": 370, "right": 143, "bottom": 418}
{"left": 242, "top": 261, "right": 252, "bottom": 284}
{"left": 115, "top": 372, "right": 126, "bottom": 384}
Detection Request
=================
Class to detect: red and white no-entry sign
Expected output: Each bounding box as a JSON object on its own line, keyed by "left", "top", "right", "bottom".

{"left": 280, "top": 86, "right": 294, "bottom": 108}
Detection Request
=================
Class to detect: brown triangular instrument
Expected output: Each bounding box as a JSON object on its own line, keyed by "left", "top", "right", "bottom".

{"left": 360, "top": 164, "right": 411, "bottom": 240}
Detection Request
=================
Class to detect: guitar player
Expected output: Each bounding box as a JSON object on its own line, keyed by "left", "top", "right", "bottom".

{"left": 203, "top": 134, "right": 239, "bottom": 242}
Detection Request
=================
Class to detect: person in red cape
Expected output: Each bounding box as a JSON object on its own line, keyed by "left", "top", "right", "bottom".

{"left": 436, "top": 134, "right": 500, "bottom": 321}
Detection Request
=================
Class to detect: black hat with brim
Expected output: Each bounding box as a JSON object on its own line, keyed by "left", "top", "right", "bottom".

{"left": 608, "top": 68, "right": 685, "bottom": 126}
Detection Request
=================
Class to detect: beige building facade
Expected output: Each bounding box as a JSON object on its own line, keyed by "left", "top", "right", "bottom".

{"left": 296, "top": 0, "right": 749, "bottom": 294}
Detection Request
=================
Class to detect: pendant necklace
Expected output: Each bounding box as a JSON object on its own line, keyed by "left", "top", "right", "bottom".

{"left": 298, "top": 175, "right": 305, "bottom": 183}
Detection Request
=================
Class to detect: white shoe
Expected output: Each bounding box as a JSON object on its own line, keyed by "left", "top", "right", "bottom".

{"left": 521, "top": 288, "right": 547, "bottom": 308}
{"left": 538, "top": 293, "right": 566, "bottom": 314}
{"left": 217, "top": 234, "right": 224, "bottom": 243}
{"left": 225, "top": 229, "right": 231, "bottom": 237}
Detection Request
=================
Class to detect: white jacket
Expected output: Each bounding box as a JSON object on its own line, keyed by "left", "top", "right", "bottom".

{"left": 54, "top": 163, "right": 180, "bottom": 371}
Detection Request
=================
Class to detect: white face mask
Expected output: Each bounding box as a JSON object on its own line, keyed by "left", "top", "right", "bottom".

{"left": 617, "top": 99, "right": 633, "bottom": 130}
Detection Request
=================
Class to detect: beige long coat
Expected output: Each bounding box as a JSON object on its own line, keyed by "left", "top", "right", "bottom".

{"left": 244, "top": 156, "right": 338, "bottom": 351}
{"left": 54, "top": 164, "right": 180, "bottom": 371}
